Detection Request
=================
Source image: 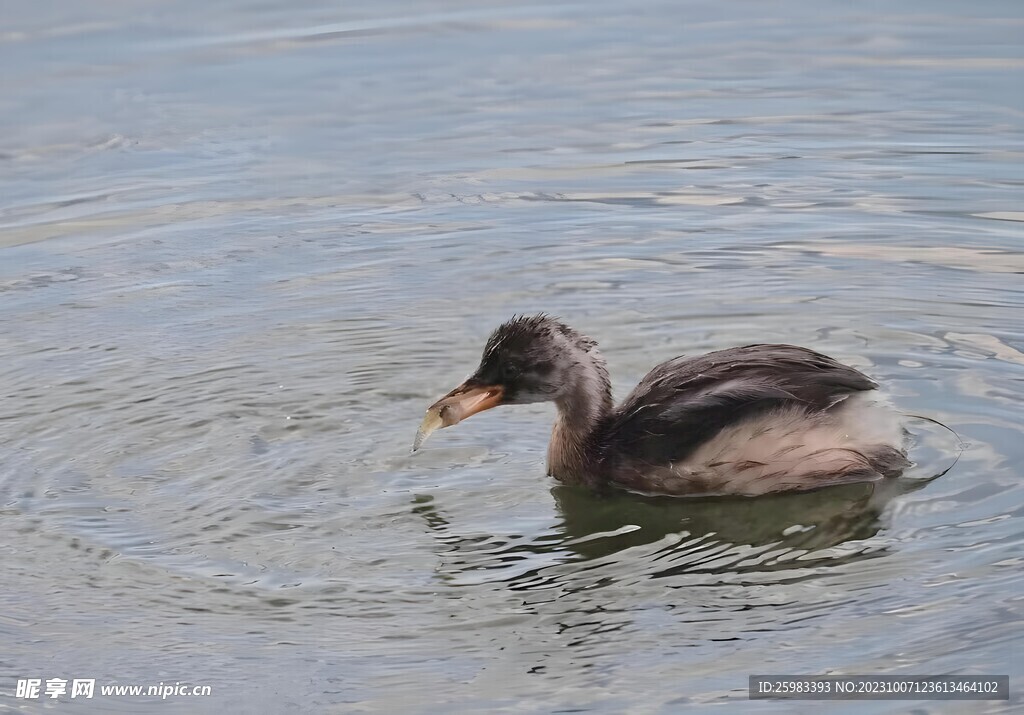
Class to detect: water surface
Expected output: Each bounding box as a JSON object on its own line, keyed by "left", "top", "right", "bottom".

{"left": 2, "top": 0, "right": 1023, "bottom": 712}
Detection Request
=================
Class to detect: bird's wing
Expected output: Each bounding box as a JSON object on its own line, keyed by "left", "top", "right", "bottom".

{"left": 599, "top": 344, "right": 878, "bottom": 467}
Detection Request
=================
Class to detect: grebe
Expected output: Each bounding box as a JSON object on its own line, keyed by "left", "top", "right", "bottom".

{"left": 414, "top": 315, "right": 908, "bottom": 496}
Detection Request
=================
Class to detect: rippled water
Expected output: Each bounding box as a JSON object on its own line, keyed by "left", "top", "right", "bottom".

{"left": 2, "top": 0, "right": 1023, "bottom": 712}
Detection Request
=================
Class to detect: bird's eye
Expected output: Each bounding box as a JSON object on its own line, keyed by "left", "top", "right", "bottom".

{"left": 501, "top": 364, "right": 521, "bottom": 381}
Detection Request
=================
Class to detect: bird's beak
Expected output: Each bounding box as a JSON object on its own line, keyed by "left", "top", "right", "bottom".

{"left": 413, "top": 381, "right": 504, "bottom": 451}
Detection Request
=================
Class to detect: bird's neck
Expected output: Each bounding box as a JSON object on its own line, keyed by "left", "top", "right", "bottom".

{"left": 547, "top": 354, "right": 613, "bottom": 486}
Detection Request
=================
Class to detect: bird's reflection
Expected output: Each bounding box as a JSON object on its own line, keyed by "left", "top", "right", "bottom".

{"left": 411, "top": 474, "right": 946, "bottom": 591}
{"left": 553, "top": 481, "right": 889, "bottom": 560}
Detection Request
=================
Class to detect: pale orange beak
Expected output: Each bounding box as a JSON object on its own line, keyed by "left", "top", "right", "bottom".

{"left": 413, "top": 381, "right": 504, "bottom": 451}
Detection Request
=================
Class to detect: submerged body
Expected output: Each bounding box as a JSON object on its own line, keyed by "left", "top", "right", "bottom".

{"left": 415, "top": 315, "right": 908, "bottom": 496}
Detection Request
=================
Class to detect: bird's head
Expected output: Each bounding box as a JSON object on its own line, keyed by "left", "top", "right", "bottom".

{"left": 413, "top": 314, "right": 601, "bottom": 450}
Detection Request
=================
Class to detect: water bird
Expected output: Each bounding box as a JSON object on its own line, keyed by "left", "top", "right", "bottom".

{"left": 414, "top": 315, "right": 908, "bottom": 496}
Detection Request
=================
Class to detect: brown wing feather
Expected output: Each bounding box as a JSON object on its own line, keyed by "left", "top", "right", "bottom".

{"left": 596, "top": 344, "right": 878, "bottom": 468}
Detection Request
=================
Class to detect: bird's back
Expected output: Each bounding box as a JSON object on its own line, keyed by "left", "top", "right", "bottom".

{"left": 595, "top": 345, "right": 907, "bottom": 495}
